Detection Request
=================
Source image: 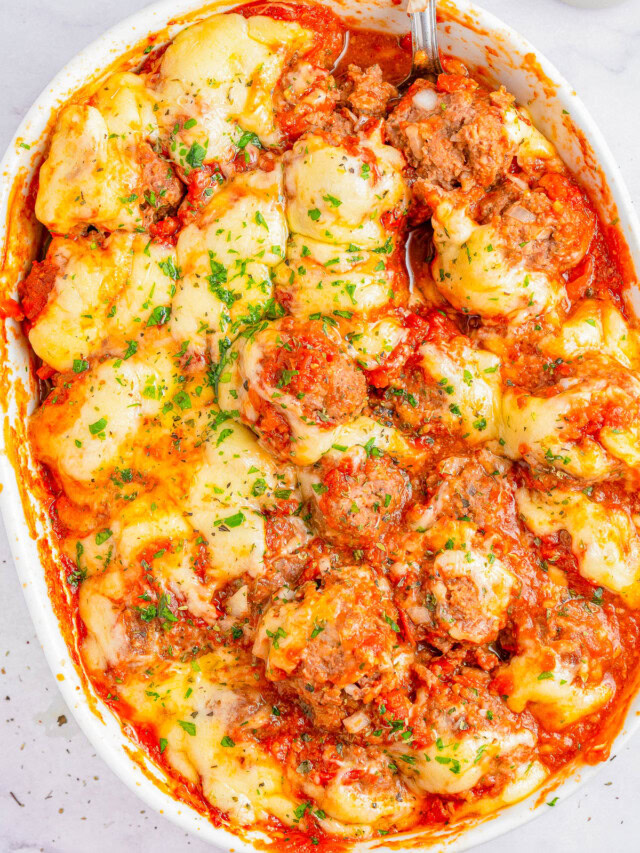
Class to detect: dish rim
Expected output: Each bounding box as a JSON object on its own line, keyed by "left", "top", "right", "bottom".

{"left": 1, "top": 1, "right": 639, "bottom": 850}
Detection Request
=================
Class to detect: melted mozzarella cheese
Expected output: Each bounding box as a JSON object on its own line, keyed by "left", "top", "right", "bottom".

{"left": 172, "top": 168, "right": 287, "bottom": 353}
{"left": 28, "top": 234, "right": 177, "bottom": 370}
{"left": 500, "top": 381, "right": 613, "bottom": 480}
{"left": 115, "top": 497, "right": 220, "bottom": 622}
{"left": 499, "top": 645, "right": 614, "bottom": 730}
{"left": 342, "top": 316, "right": 407, "bottom": 370}
{"left": 186, "top": 420, "right": 298, "bottom": 583}
{"left": 36, "top": 73, "right": 158, "bottom": 233}
{"left": 541, "top": 300, "right": 640, "bottom": 369}
{"left": 419, "top": 337, "right": 502, "bottom": 443}
{"left": 392, "top": 715, "right": 534, "bottom": 796}
{"left": 30, "top": 346, "right": 178, "bottom": 488}
{"left": 503, "top": 105, "right": 559, "bottom": 170}
{"left": 79, "top": 570, "right": 129, "bottom": 672}
{"left": 431, "top": 199, "right": 561, "bottom": 322}
{"left": 274, "top": 234, "right": 398, "bottom": 318}
{"left": 291, "top": 749, "right": 417, "bottom": 827}
{"left": 283, "top": 127, "right": 408, "bottom": 248}
{"left": 500, "top": 373, "right": 640, "bottom": 481}
{"left": 457, "top": 760, "right": 549, "bottom": 816}
{"left": 516, "top": 487, "right": 640, "bottom": 606}
{"left": 153, "top": 14, "right": 312, "bottom": 166}
{"left": 115, "top": 651, "right": 308, "bottom": 826}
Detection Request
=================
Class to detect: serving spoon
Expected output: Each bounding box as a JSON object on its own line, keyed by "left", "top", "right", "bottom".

{"left": 404, "top": 0, "right": 444, "bottom": 86}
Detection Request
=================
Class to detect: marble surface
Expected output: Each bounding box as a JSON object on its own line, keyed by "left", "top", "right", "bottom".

{"left": 1, "top": 1, "right": 640, "bottom": 851}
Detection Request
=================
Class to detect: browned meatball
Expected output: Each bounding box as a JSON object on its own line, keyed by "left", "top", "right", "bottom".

{"left": 274, "top": 61, "right": 348, "bottom": 141}
{"left": 393, "top": 453, "right": 519, "bottom": 649}
{"left": 422, "top": 452, "right": 519, "bottom": 535}
{"left": 253, "top": 566, "right": 409, "bottom": 729}
{"left": 137, "top": 141, "right": 184, "bottom": 222}
{"left": 310, "top": 447, "right": 411, "bottom": 549}
{"left": 341, "top": 64, "right": 398, "bottom": 117}
{"left": 386, "top": 75, "right": 517, "bottom": 195}
{"left": 475, "top": 172, "right": 596, "bottom": 275}
{"left": 395, "top": 542, "right": 515, "bottom": 648}
{"left": 246, "top": 318, "right": 367, "bottom": 457}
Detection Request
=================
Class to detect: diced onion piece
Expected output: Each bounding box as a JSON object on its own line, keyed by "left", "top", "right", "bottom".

{"left": 412, "top": 87, "right": 439, "bottom": 112}
{"left": 505, "top": 203, "right": 537, "bottom": 223}
{"left": 226, "top": 585, "right": 249, "bottom": 618}
{"left": 342, "top": 710, "right": 370, "bottom": 733}
{"left": 406, "top": 605, "right": 434, "bottom": 625}
{"left": 506, "top": 173, "right": 530, "bottom": 192}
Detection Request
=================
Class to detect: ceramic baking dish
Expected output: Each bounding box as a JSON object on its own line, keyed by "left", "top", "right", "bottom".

{"left": 1, "top": 1, "right": 638, "bottom": 849}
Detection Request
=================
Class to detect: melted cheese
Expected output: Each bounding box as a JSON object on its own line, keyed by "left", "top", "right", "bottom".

{"left": 457, "top": 760, "right": 549, "bottom": 816}
{"left": 115, "top": 497, "right": 220, "bottom": 622}
{"left": 431, "top": 198, "right": 561, "bottom": 322}
{"left": 28, "top": 234, "right": 177, "bottom": 370}
{"left": 153, "top": 14, "right": 312, "bottom": 166}
{"left": 541, "top": 300, "right": 640, "bottom": 368}
{"left": 503, "top": 105, "right": 559, "bottom": 169}
{"left": 343, "top": 316, "right": 407, "bottom": 370}
{"left": 173, "top": 167, "right": 287, "bottom": 353}
{"left": 274, "top": 234, "right": 399, "bottom": 318}
{"left": 79, "top": 570, "right": 129, "bottom": 672}
{"left": 186, "top": 420, "right": 296, "bottom": 583}
{"left": 392, "top": 709, "right": 535, "bottom": 796}
{"left": 30, "top": 346, "right": 178, "bottom": 487}
{"left": 36, "top": 73, "right": 158, "bottom": 233}
{"left": 419, "top": 337, "right": 501, "bottom": 443}
{"left": 500, "top": 382, "right": 614, "bottom": 480}
{"left": 501, "top": 372, "right": 640, "bottom": 481}
{"left": 499, "top": 645, "right": 614, "bottom": 730}
{"left": 516, "top": 487, "right": 640, "bottom": 606}
{"left": 276, "top": 127, "right": 408, "bottom": 372}
{"left": 116, "top": 650, "right": 308, "bottom": 826}
{"left": 283, "top": 127, "right": 408, "bottom": 248}
{"left": 292, "top": 749, "right": 417, "bottom": 827}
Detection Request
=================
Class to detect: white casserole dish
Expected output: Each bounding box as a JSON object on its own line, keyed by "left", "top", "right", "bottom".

{"left": 1, "top": 0, "right": 639, "bottom": 849}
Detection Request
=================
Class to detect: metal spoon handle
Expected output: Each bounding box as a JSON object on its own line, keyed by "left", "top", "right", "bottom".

{"left": 407, "top": 0, "right": 443, "bottom": 77}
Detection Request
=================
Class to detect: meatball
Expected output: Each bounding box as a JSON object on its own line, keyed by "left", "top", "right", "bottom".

{"left": 475, "top": 172, "right": 595, "bottom": 275}
{"left": 386, "top": 75, "right": 517, "bottom": 195}
{"left": 309, "top": 447, "right": 411, "bottom": 549}
{"left": 274, "top": 61, "right": 345, "bottom": 140}
{"left": 422, "top": 451, "right": 519, "bottom": 535}
{"left": 391, "top": 667, "right": 542, "bottom": 798}
{"left": 494, "top": 589, "right": 621, "bottom": 730}
{"left": 341, "top": 64, "right": 398, "bottom": 117}
{"left": 79, "top": 564, "right": 211, "bottom": 675}
{"left": 259, "top": 321, "right": 365, "bottom": 425}
{"left": 394, "top": 453, "right": 519, "bottom": 647}
{"left": 137, "top": 141, "right": 184, "bottom": 221}
{"left": 253, "top": 566, "right": 409, "bottom": 729}
{"left": 397, "top": 543, "right": 515, "bottom": 646}
{"left": 235, "top": 317, "right": 367, "bottom": 461}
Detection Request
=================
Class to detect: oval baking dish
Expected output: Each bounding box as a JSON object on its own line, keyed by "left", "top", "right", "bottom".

{"left": 1, "top": 1, "right": 639, "bottom": 850}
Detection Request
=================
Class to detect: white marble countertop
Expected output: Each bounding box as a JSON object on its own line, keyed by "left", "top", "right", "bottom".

{"left": 1, "top": 1, "right": 640, "bottom": 851}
